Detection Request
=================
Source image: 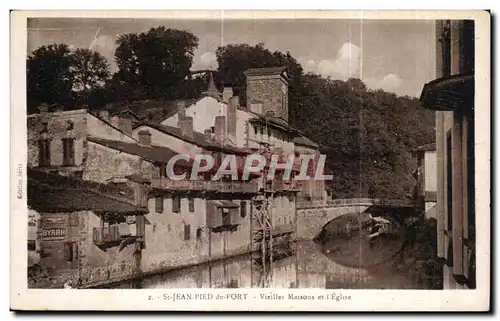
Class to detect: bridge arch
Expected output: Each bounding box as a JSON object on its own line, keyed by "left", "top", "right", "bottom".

{"left": 296, "top": 198, "right": 416, "bottom": 240}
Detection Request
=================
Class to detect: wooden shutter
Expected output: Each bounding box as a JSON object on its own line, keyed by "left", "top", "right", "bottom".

{"left": 184, "top": 224, "right": 191, "bottom": 240}
{"left": 64, "top": 242, "right": 73, "bottom": 262}
{"left": 172, "top": 195, "right": 180, "bottom": 213}
{"left": 63, "top": 138, "right": 75, "bottom": 165}
{"left": 136, "top": 215, "right": 145, "bottom": 238}
{"left": 240, "top": 201, "right": 247, "bottom": 218}
{"left": 188, "top": 196, "right": 195, "bottom": 212}
{"left": 38, "top": 139, "right": 51, "bottom": 166}
{"left": 155, "top": 196, "right": 163, "bottom": 213}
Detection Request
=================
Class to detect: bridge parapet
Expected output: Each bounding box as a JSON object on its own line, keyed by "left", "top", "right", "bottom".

{"left": 297, "top": 198, "right": 415, "bottom": 209}
{"left": 296, "top": 198, "right": 416, "bottom": 240}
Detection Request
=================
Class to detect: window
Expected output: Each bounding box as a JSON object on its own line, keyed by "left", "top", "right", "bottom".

{"left": 254, "top": 126, "right": 258, "bottom": 136}
{"left": 196, "top": 228, "right": 202, "bottom": 240}
{"left": 64, "top": 242, "right": 78, "bottom": 262}
{"left": 188, "top": 195, "right": 195, "bottom": 212}
{"left": 38, "top": 139, "right": 51, "bottom": 166}
{"left": 139, "top": 191, "right": 148, "bottom": 208}
{"left": 222, "top": 209, "right": 231, "bottom": 225}
{"left": 155, "top": 196, "right": 164, "bottom": 213}
{"left": 172, "top": 195, "right": 181, "bottom": 213}
{"left": 66, "top": 121, "right": 74, "bottom": 131}
{"left": 240, "top": 201, "right": 247, "bottom": 218}
{"left": 27, "top": 240, "right": 36, "bottom": 251}
{"left": 62, "top": 138, "right": 75, "bottom": 165}
{"left": 260, "top": 127, "right": 264, "bottom": 135}
{"left": 184, "top": 224, "right": 191, "bottom": 241}
{"left": 211, "top": 126, "right": 215, "bottom": 134}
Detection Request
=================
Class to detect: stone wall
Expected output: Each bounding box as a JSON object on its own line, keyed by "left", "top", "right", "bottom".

{"left": 83, "top": 141, "right": 157, "bottom": 183}
{"left": 246, "top": 75, "right": 288, "bottom": 121}
{"left": 297, "top": 205, "right": 370, "bottom": 240}
{"left": 27, "top": 109, "right": 87, "bottom": 169}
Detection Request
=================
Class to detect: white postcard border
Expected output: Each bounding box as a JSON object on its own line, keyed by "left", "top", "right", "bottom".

{"left": 10, "top": 10, "right": 491, "bottom": 311}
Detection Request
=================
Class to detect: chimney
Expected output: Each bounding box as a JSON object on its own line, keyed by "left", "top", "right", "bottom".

{"left": 138, "top": 130, "right": 152, "bottom": 146}
{"left": 177, "top": 101, "right": 186, "bottom": 119}
{"left": 227, "top": 96, "right": 238, "bottom": 141}
{"left": 179, "top": 116, "right": 194, "bottom": 139}
{"left": 214, "top": 116, "right": 226, "bottom": 144}
{"left": 222, "top": 87, "right": 233, "bottom": 103}
{"left": 119, "top": 117, "right": 133, "bottom": 136}
{"left": 98, "top": 110, "right": 109, "bottom": 122}
{"left": 204, "top": 128, "right": 212, "bottom": 143}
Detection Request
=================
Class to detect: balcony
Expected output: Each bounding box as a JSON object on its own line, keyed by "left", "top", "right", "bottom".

{"left": 93, "top": 226, "right": 122, "bottom": 245}
{"left": 152, "top": 178, "right": 258, "bottom": 194}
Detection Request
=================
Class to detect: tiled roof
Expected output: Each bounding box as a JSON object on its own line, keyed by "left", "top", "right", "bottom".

{"left": 244, "top": 66, "right": 287, "bottom": 77}
{"left": 27, "top": 170, "right": 147, "bottom": 214}
{"left": 134, "top": 121, "right": 250, "bottom": 155}
{"left": 87, "top": 136, "right": 193, "bottom": 168}
{"left": 105, "top": 98, "right": 202, "bottom": 123}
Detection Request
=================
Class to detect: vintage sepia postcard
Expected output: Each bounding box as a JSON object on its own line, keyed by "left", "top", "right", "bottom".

{"left": 10, "top": 10, "right": 491, "bottom": 311}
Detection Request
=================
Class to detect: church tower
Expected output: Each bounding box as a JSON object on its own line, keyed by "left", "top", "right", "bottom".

{"left": 244, "top": 66, "right": 289, "bottom": 122}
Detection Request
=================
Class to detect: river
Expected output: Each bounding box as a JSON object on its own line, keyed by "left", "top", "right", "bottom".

{"left": 109, "top": 240, "right": 420, "bottom": 289}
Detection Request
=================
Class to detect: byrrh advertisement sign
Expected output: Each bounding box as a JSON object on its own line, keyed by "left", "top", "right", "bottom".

{"left": 41, "top": 228, "right": 66, "bottom": 240}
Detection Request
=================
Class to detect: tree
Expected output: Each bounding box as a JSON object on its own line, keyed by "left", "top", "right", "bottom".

{"left": 114, "top": 27, "right": 199, "bottom": 99}
{"left": 27, "top": 44, "right": 112, "bottom": 112}
{"left": 71, "top": 48, "right": 110, "bottom": 94}
{"left": 27, "top": 44, "right": 74, "bottom": 112}
{"left": 215, "top": 43, "right": 304, "bottom": 121}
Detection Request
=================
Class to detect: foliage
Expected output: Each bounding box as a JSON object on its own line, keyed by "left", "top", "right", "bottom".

{"left": 113, "top": 26, "right": 199, "bottom": 100}
{"left": 27, "top": 44, "right": 111, "bottom": 112}
{"left": 27, "top": 44, "right": 74, "bottom": 112}
{"left": 216, "top": 43, "right": 303, "bottom": 121}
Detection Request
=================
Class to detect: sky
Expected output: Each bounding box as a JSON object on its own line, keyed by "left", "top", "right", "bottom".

{"left": 27, "top": 18, "right": 436, "bottom": 97}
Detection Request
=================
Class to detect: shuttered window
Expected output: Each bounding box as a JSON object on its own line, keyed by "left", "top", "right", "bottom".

{"left": 64, "top": 242, "right": 78, "bottom": 262}
{"left": 172, "top": 195, "right": 181, "bottom": 213}
{"left": 38, "top": 139, "right": 51, "bottom": 166}
{"left": 155, "top": 196, "right": 164, "bottom": 213}
{"left": 136, "top": 215, "right": 145, "bottom": 238}
{"left": 240, "top": 201, "right": 247, "bottom": 218}
{"left": 62, "top": 138, "right": 75, "bottom": 166}
{"left": 184, "top": 224, "right": 191, "bottom": 241}
{"left": 188, "top": 195, "right": 195, "bottom": 212}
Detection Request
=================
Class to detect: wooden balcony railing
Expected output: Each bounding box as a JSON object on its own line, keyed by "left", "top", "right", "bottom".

{"left": 93, "top": 226, "right": 121, "bottom": 245}
{"left": 152, "top": 178, "right": 258, "bottom": 194}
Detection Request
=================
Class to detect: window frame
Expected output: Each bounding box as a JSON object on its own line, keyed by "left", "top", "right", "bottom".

{"left": 62, "top": 138, "right": 75, "bottom": 166}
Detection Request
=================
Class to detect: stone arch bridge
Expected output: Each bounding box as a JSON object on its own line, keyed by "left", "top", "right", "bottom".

{"left": 296, "top": 198, "right": 417, "bottom": 240}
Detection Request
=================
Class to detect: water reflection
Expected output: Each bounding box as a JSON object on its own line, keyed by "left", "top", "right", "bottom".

{"left": 112, "top": 240, "right": 418, "bottom": 289}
